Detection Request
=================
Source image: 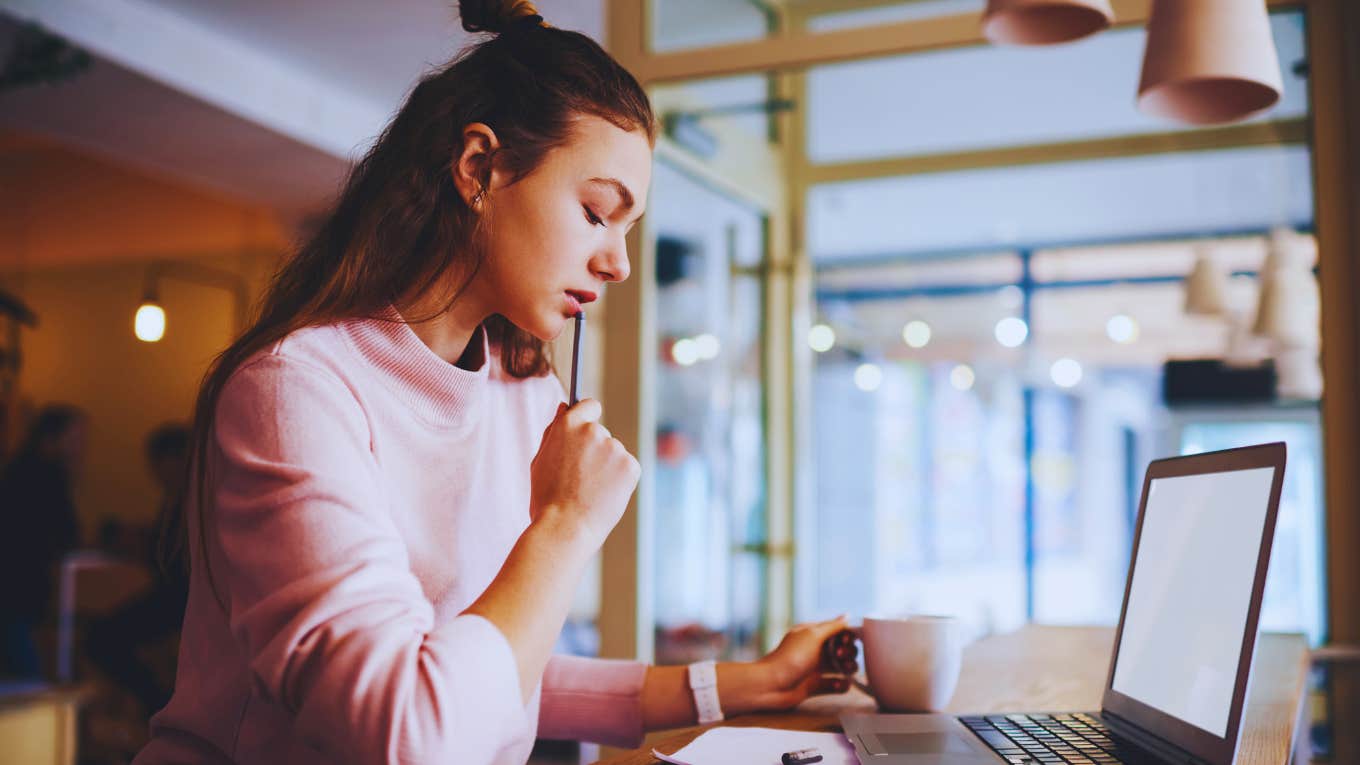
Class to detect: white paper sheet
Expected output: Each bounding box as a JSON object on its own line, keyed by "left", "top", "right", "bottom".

{"left": 651, "top": 726, "right": 859, "bottom": 765}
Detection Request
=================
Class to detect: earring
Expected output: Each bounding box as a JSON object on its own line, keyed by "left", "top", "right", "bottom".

{"left": 471, "top": 187, "right": 486, "bottom": 210}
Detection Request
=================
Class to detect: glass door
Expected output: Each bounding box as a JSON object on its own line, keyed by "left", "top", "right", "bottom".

{"left": 648, "top": 157, "right": 770, "bottom": 663}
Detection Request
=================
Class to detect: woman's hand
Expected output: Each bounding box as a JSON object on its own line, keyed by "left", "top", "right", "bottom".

{"left": 643, "top": 618, "right": 858, "bottom": 729}
{"left": 529, "top": 399, "right": 640, "bottom": 550}
{"left": 732, "top": 616, "right": 856, "bottom": 713}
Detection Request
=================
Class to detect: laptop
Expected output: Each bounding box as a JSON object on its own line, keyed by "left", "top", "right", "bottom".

{"left": 842, "top": 441, "right": 1286, "bottom": 765}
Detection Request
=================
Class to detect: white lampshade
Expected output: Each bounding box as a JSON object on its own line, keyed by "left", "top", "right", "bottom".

{"left": 1275, "top": 346, "right": 1323, "bottom": 400}
{"left": 982, "top": 0, "right": 1113, "bottom": 45}
{"left": 1184, "top": 253, "right": 1229, "bottom": 316}
{"left": 1253, "top": 229, "right": 1320, "bottom": 345}
{"left": 1253, "top": 268, "right": 1319, "bottom": 346}
{"left": 1223, "top": 310, "right": 1271, "bottom": 367}
{"left": 1137, "top": 0, "right": 1283, "bottom": 125}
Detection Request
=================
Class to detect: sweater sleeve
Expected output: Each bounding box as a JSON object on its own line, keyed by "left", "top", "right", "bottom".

{"left": 211, "top": 355, "right": 529, "bottom": 765}
{"left": 537, "top": 655, "right": 648, "bottom": 747}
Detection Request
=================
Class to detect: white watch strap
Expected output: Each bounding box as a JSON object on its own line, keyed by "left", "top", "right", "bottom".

{"left": 687, "top": 660, "right": 724, "bottom": 725}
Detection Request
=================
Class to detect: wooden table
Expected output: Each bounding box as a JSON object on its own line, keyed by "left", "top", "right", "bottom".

{"left": 0, "top": 683, "right": 88, "bottom": 765}
{"left": 600, "top": 626, "right": 1309, "bottom": 765}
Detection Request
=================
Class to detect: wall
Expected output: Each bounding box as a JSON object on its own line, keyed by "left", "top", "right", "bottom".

{"left": 13, "top": 253, "right": 280, "bottom": 531}
{"left": 1, "top": 134, "right": 289, "bottom": 535}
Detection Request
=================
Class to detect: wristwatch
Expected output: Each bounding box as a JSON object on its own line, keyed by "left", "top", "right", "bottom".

{"left": 687, "top": 659, "right": 724, "bottom": 725}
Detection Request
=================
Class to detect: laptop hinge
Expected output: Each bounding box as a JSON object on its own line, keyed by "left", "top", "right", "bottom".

{"left": 1101, "top": 711, "right": 1210, "bottom": 765}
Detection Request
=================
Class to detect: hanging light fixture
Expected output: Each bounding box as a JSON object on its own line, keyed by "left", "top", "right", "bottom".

{"left": 132, "top": 260, "right": 248, "bottom": 344}
{"left": 1275, "top": 346, "right": 1323, "bottom": 400}
{"left": 134, "top": 297, "right": 166, "bottom": 343}
{"left": 1137, "top": 0, "right": 1283, "bottom": 125}
{"left": 1184, "top": 250, "right": 1230, "bottom": 317}
{"left": 1253, "top": 228, "right": 1319, "bottom": 347}
{"left": 982, "top": 0, "right": 1113, "bottom": 46}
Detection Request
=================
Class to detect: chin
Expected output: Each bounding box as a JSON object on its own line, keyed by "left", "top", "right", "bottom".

{"left": 501, "top": 305, "right": 569, "bottom": 342}
{"left": 515, "top": 312, "right": 564, "bottom": 343}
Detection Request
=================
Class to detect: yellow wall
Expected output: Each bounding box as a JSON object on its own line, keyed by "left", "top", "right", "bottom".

{"left": 14, "top": 254, "right": 279, "bottom": 531}
{"left": 0, "top": 133, "right": 288, "bottom": 269}
{"left": 1, "top": 134, "right": 289, "bottom": 534}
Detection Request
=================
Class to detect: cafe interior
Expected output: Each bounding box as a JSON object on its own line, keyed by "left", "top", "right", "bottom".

{"left": 0, "top": 1, "right": 1357, "bottom": 763}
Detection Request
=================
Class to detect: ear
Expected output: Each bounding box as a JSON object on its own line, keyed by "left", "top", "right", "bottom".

{"left": 452, "top": 122, "right": 502, "bottom": 208}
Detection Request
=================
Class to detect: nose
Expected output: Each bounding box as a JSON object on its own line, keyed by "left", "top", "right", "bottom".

{"left": 592, "top": 235, "right": 631, "bottom": 284}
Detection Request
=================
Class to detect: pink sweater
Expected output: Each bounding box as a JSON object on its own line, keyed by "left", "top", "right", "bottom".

{"left": 135, "top": 309, "right": 647, "bottom": 764}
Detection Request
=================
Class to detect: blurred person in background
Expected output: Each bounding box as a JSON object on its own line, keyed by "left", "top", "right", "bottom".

{"left": 86, "top": 423, "right": 191, "bottom": 717}
{"left": 0, "top": 404, "right": 88, "bottom": 679}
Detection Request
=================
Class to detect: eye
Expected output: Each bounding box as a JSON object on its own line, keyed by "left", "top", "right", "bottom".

{"left": 583, "top": 205, "right": 606, "bottom": 228}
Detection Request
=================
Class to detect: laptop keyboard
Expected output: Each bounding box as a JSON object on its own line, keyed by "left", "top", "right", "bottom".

{"left": 959, "top": 713, "right": 1133, "bottom": 764}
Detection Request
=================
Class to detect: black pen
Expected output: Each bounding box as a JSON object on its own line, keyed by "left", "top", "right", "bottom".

{"left": 781, "top": 748, "right": 823, "bottom": 765}
{"left": 569, "top": 310, "right": 585, "bottom": 405}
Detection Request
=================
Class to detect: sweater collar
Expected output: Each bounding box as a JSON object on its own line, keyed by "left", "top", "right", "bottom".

{"left": 340, "top": 305, "right": 491, "bottom": 427}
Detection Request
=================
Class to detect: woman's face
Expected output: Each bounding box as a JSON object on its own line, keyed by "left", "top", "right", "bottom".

{"left": 476, "top": 115, "right": 652, "bottom": 341}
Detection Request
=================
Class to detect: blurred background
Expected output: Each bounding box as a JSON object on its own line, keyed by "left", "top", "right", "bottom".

{"left": 0, "top": 1, "right": 1356, "bottom": 764}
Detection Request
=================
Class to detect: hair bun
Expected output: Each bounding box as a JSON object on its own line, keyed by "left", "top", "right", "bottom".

{"left": 459, "top": 0, "right": 545, "bottom": 34}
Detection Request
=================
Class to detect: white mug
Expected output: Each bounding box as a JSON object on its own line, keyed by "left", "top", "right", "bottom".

{"left": 859, "top": 615, "right": 963, "bottom": 712}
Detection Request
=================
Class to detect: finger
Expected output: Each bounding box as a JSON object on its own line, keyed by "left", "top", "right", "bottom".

{"left": 822, "top": 645, "right": 859, "bottom": 675}
{"left": 567, "top": 398, "right": 602, "bottom": 424}
{"left": 811, "top": 674, "right": 852, "bottom": 696}
{"left": 807, "top": 615, "right": 850, "bottom": 644}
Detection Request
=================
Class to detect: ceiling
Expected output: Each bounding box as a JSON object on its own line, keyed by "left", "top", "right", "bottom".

{"left": 136, "top": 0, "right": 604, "bottom": 110}
{"left": 0, "top": 0, "right": 603, "bottom": 217}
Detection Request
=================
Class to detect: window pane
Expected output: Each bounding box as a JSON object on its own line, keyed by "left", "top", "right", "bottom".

{"left": 811, "top": 247, "right": 1324, "bottom": 641}
{"left": 806, "top": 13, "right": 1308, "bottom": 163}
{"left": 808, "top": 145, "right": 1313, "bottom": 261}
{"left": 808, "top": 357, "right": 1028, "bottom": 632}
{"left": 1178, "top": 418, "right": 1325, "bottom": 644}
{"left": 652, "top": 74, "right": 776, "bottom": 147}
{"left": 650, "top": 159, "right": 769, "bottom": 663}
{"left": 650, "top": 0, "right": 770, "bottom": 53}
{"left": 807, "top": 0, "right": 984, "bottom": 33}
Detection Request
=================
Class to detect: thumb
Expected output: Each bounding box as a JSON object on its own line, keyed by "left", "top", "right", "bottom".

{"left": 809, "top": 614, "right": 850, "bottom": 643}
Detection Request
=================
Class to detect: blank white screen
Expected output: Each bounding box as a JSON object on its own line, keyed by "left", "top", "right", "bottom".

{"left": 1111, "top": 467, "right": 1275, "bottom": 737}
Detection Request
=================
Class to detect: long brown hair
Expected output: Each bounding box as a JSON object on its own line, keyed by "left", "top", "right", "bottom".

{"left": 180, "top": 0, "right": 655, "bottom": 603}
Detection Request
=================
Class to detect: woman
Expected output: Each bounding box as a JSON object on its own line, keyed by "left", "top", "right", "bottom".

{"left": 135, "top": 2, "right": 851, "bottom": 763}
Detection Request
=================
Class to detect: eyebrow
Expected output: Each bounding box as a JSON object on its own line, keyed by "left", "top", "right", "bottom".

{"left": 588, "top": 176, "right": 636, "bottom": 213}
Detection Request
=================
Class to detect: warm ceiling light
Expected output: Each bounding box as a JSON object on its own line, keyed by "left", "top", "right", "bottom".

{"left": 134, "top": 301, "right": 166, "bottom": 343}
{"left": 982, "top": 0, "right": 1113, "bottom": 46}
{"left": 1137, "top": 0, "right": 1283, "bottom": 125}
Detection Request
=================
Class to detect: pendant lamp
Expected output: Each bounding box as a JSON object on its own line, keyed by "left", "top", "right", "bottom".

{"left": 982, "top": 0, "right": 1113, "bottom": 45}
{"left": 1275, "top": 346, "right": 1323, "bottom": 400}
{"left": 1184, "top": 250, "right": 1229, "bottom": 317}
{"left": 1252, "top": 229, "right": 1319, "bottom": 347}
{"left": 1137, "top": 0, "right": 1283, "bottom": 125}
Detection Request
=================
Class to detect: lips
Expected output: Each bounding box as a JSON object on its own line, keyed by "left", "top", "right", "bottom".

{"left": 566, "top": 290, "right": 598, "bottom": 305}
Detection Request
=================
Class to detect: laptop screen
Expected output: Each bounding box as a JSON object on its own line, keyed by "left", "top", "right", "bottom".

{"left": 1109, "top": 466, "right": 1277, "bottom": 737}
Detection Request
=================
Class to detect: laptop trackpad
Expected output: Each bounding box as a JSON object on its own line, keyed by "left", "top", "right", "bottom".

{"left": 864, "top": 732, "right": 979, "bottom": 755}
